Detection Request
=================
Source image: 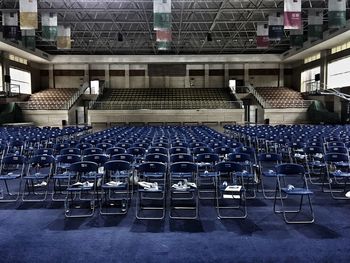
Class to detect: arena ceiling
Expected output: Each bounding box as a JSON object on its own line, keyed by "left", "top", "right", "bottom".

{"left": 1, "top": 0, "right": 349, "bottom": 55}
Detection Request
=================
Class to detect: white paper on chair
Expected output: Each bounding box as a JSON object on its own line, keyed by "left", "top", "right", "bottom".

{"left": 224, "top": 185, "right": 242, "bottom": 192}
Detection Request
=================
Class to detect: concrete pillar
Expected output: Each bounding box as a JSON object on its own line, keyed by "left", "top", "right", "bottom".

{"left": 83, "top": 64, "right": 89, "bottom": 84}
{"left": 125, "top": 64, "right": 130, "bottom": 89}
{"left": 204, "top": 64, "right": 209, "bottom": 88}
{"left": 244, "top": 63, "right": 249, "bottom": 86}
{"left": 165, "top": 75, "right": 171, "bottom": 89}
{"left": 49, "top": 64, "right": 54, "bottom": 89}
{"left": 320, "top": 50, "right": 330, "bottom": 90}
{"left": 224, "top": 63, "right": 229, "bottom": 87}
{"left": 279, "top": 63, "right": 284, "bottom": 87}
{"left": 185, "top": 64, "right": 190, "bottom": 88}
{"left": 145, "top": 65, "right": 149, "bottom": 88}
{"left": 104, "top": 64, "right": 110, "bottom": 88}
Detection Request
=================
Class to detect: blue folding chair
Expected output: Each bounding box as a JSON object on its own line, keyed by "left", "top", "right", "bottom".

{"left": 100, "top": 160, "right": 132, "bottom": 215}
{"left": 0, "top": 155, "right": 26, "bottom": 202}
{"left": 273, "top": 163, "right": 314, "bottom": 224}
{"left": 52, "top": 154, "right": 81, "bottom": 201}
{"left": 136, "top": 162, "right": 167, "bottom": 220}
{"left": 196, "top": 153, "right": 220, "bottom": 199}
{"left": 169, "top": 162, "right": 198, "bottom": 219}
{"left": 215, "top": 161, "right": 247, "bottom": 219}
{"left": 22, "top": 155, "right": 55, "bottom": 202}
{"left": 65, "top": 161, "right": 99, "bottom": 218}
{"left": 170, "top": 153, "right": 194, "bottom": 163}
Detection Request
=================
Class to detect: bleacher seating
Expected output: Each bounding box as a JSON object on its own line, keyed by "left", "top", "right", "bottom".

{"left": 92, "top": 88, "right": 238, "bottom": 110}
{"left": 19, "top": 88, "right": 78, "bottom": 110}
{"left": 254, "top": 87, "right": 307, "bottom": 108}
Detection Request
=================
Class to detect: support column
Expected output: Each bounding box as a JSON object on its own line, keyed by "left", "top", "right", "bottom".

{"left": 244, "top": 63, "right": 249, "bottom": 86}
{"left": 125, "top": 64, "right": 130, "bottom": 89}
{"left": 204, "top": 64, "right": 209, "bottom": 88}
{"left": 320, "top": 49, "right": 330, "bottom": 90}
{"left": 49, "top": 64, "right": 54, "bottom": 89}
{"left": 83, "top": 64, "right": 89, "bottom": 84}
{"left": 279, "top": 63, "right": 284, "bottom": 87}
{"left": 104, "top": 64, "right": 110, "bottom": 88}
{"left": 145, "top": 65, "right": 149, "bottom": 88}
{"left": 165, "top": 75, "right": 170, "bottom": 88}
{"left": 185, "top": 65, "right": 190, "bottom": 88}
{"left": 224, "top": 63, "right": 229, "bottom": 87}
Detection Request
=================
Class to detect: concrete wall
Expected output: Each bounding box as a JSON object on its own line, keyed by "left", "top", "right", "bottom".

{"left": 22, "top": 110, "right": 68, "bottom": 126}
{"left": 88, "top": 109, "right": 245, "bottom": 126}
{"left": 264, "top": 108, "right": 309, "bottom": 124}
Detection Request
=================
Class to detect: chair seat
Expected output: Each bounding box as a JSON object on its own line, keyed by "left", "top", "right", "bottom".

{"left": 138, "top": 186, "right": 164, "bottom": 192}
{"left": 25, "top": 173, "right": 49, "bottom": 180}
{"left": 235, "top": 171, "right": 254, "bottom": 177}
{"left": 308, "top": 161, "right": 326, "bottom": 168}
{"left": 331, "top": 171, "right": 350, "bottom": 177}
{"left": 53, "top": 173, "right": 75, "bottom": 179}
{"left": 281, "top": 187, "right": 313, "bottom": 195}
{"left": 199, "top": 171, "right": 218, "bottom": 177}
{"left": 102, "top": 182, "right": 127, "bottom": 189}
{"left": 0, "top": 173, "right": 21, "bottom": 180}
{"left": 335, "top": 162, "right": 350, "bottom": 167}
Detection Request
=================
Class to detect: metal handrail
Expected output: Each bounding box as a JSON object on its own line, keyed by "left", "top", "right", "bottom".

{"left": 63, "top": 82, "right": 90, "bottom": 109}
{"left": 89, "top": 100, "right": 243, "bottom": 110}
{"left": 248, "top": 85, "right": 267, "bottom": 108}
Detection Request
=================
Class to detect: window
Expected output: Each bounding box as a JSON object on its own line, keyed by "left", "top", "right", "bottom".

{"left": 301, "top": 67, "right": 320, "bottom": 92}
{"left": 328, "top": 56, "right": 350, "bottom": 88}
{"left": 9, "top": 67, "right": 31, "bottom": 94}
{"left": 331, "top": 40, "right": 350, "bottom": 54}
{"left": 304, "top": 53, "right": 321, "bottom": 64}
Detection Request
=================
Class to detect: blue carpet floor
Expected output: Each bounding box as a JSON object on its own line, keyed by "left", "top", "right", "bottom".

{"left": 0, "top": 190, "right": 349, "bottom": 263}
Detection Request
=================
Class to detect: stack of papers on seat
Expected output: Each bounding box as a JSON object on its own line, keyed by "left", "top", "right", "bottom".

{"left": 223, "top": 185, "right": 241, "bottom": 199}
{"left": 138, "top": 181, "right": 159, "bottom": 191}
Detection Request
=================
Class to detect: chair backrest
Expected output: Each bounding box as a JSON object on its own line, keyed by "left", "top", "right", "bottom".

{"left": 76, "top": 143, "right": 93, "bottom": 150}
{"left": 29, "top": 155, "right": 55, "bottom": 166}
{"left": 215, "top": 161, "right": 243, "bottom": 173}
{"left": 169, "top": 147, "right": 188, "bottom": 155}
{"left": 138, "top": 162, "right": 167, "bottom": 173}
{"left": 106, "top": 147, "right": 126, "bottom": 155}
{"left": 213, "top": 146, "right": 232, "bottom": 155}
{"left": 144, "top": 153, "right": 168, "bottom": 163}
{"left": 275, "top": 163, "right": 305, "bottom": 175}
{"left": 170, "top": 162, "right": 197, "bottom": 173}
{"left": 34, "top": 148, "right": 54, "bottom": 156}
{"left": 69, "top": 161, "right": 99, "bottom": 173}
{"left": 327, "top": 146, "right": 348, "bottom": 154}
{"left": 170, "top": 153, "right": 194, "bottom": 163}
{"left": 324, "top": 153, "right": 349, "bottom": 163}
{"left": 96, "top": 143, "right": 113, "bottom": 151}
{"left": 189, "top": 142, "right": 207, "bottom": 149}
{"left": 60, "top": 148, "right": 81, "bottom": 155}
{"left": 227, "top": 153, "right": 252, "bottom": 163}
{"left": 304, "top": 146, "right": 324, "bottom": 155}
{"left": 110, "top": 153, "right": 135, "bottom": 163}
{"left": 56, "top": 154, "right": 81, "bottom": 164}
{"left": 196, "top": 153, "right": 219, "bottom": 164}
{"left": 115, "top": 143, "right": 131, "bottom": 149}
{"left": 258, "top": 153, "right": 282, "bottom": 162}
{"left": 83, "top": 147, "right": 103, "bottom": 155}
{"left": 192, "top": 146, "right": 213, "bottom": 155}
{"left": 152, "top": 142, "right": 169, "bottom": 148}
{"left": 171, "top": 142, "right": 188, "bottom": 148}
{"left": 127, "top": 147, "right": 146, "bottom": 156}
{"left": 2, "top": 155, "right": 26, "bottom": 165}
{"left": 148, "top": 147, "right": 168, "bottom": 155}
{"left": 83, "top": 154, "right": 109, "bottom": 165}
{"left": 104, "top": 160, "right": 131, "bottom": 171}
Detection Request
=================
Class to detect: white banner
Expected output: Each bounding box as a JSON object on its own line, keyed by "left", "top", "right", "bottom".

{"left": 41, "top": 13, "right": 57, "bottom": 26}
{"left": 2, "top": 12, "right": 18, "bottom": 26}
{"left": 328, "top": 0, "right": 346, "bottom": 11}
{"left": 153, "top": 0, "right": 171, "bottom": 13}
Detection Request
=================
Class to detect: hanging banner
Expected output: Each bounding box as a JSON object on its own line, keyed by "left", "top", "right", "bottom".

{"left": 57, "top": 25, "right": 71, "bottom": 49}
{"left": 257, "top": 23, "right": 269, "bottom": 49}
{"left": 290, "top": 28, "right": 303, "bottom": 48}
{"left": 328, "top": 0, "right": 346, "bottom": 28}
{"left": 2, "top": 12, "right": 20, "bottom": 41}
{"left": 308, "top": 10, "right": 323, "bottom": 41}
{"left": 268, "top": 12, "right": 284, "bottom": 40}
{"left": 284, "top": 0, "right": 302, "bottom": 30}
{"left": 22, "top": 29, "right": 36, "bottom": 49}
{"left": 156, "top": 30, "right": 172, "bottom": 42}
{"left": 42, "top": 13, "right": 57, "bottom": 41}
{"left": 153, "top": 0, "right": 171, "bottom": 30}
{"left": 19, "top": 0, "right": 38, "bottom": 30}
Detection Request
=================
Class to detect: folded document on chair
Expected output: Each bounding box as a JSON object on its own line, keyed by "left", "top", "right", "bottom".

{"left": 224, "top": 185, "right": 242, "bottom": 192}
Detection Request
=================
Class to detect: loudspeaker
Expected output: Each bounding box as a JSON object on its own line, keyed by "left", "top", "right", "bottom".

{"left": 315, "top": 73, "right": 320, "bottom": 81}
{"left": 207, "top": 33, "right": 212, "bottom": 42}
{"left": 4, "top": 75, "right": 11, "bottom": 83}
{"left": 118, "top": 33, "right": 123, "bottom": 42}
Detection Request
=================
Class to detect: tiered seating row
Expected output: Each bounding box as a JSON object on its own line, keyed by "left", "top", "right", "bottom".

{"left": 19, "top": 88, "right": 78, "bottom": 110}
{"left": 255, "top": 87, "right": 307, "bottom": 108}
